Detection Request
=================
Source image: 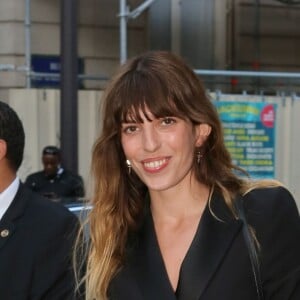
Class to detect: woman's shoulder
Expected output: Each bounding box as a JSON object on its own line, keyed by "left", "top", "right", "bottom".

{"left": 242, "top": 183, "right": 298, "bottom": 216}
{"left": 241, "top": 184, "right": 299, "bottom": 240}
{"left": 241, "top": 183, "right": 300, "bottom": 296}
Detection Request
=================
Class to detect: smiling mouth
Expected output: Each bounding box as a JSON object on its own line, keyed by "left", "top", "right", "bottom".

{"left": 142, "top": 158, "right": 169, "bottom": 172}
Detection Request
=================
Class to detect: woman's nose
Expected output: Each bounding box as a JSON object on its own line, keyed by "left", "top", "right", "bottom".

{"left": 142, "top": 126, "right": 161, "bottom": 152}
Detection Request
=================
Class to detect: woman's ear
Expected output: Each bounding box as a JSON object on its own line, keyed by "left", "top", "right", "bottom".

{"left": 195, "top": 123, "right": 212, "bottom": 147}
{"left": 0, "top": 139, "right": 7, "bottom": 161}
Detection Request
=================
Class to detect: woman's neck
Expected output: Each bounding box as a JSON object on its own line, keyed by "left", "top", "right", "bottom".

{"left": 0, "top": 171, "right": 16, "bottom": 193}
{"left": 150, "top": 181, "right": 211, "bottom": 222}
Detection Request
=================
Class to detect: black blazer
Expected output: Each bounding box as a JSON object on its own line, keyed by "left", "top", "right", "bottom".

{"left": 0, "top": 183, "right": 79, "bottom": 300}
{"left": 109, "top": 187, "right": 300, "bottom": 300}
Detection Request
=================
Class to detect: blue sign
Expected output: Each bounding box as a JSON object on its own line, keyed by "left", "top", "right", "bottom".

{"left": 31, "top": 54, "right": 84, "bottom": 88}
{"left": 214, "top": 101, "right": 276, "bottom": 179}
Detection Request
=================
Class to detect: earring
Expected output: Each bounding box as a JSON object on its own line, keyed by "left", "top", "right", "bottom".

{"left": 126, "top": 159, "right": 131, "bottom": 174}
{"left": 196, "top": 150, "right": 202, "bottom": 164}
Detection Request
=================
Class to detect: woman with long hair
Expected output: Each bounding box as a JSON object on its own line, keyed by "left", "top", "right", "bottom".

{"left": 80, "top": 51, "right": 300, "bottom": 300}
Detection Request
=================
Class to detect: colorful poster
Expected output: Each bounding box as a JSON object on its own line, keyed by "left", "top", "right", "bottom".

{"left": 214, "top": 101, "right": 276, "bottom": 179}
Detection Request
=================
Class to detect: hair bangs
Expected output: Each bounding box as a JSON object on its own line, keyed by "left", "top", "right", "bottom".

{"left": 117, "top": 70, "right": 185, "bottom": 124}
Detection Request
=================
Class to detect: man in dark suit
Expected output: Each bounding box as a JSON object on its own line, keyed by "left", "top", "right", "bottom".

{"left": 25, "top": 145, "right": 85, "bottom": 204}
{"left": 0, "top": 101, "right": 80, "bottom": 299}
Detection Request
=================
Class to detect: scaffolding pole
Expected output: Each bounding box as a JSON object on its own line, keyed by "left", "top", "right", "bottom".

{"left": 119, "top": 0, "right": 156, "bottom": 64}
{"left": 24, "top": 0, "right": 31, "bottom": 88}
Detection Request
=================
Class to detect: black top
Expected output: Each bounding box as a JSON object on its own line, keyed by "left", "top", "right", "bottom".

{"left": 108, "top": 186, "right": 300, "bottom": 300}
{"left": 25, "top": 169, "right": 85, "bottom": 203}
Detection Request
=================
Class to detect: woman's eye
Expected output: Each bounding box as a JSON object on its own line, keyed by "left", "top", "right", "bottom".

{"left": 161, "top": 117, "right": 176, "bottom": 125}
{"left": 123, "top": 125, "right": 138, "bottom": 134}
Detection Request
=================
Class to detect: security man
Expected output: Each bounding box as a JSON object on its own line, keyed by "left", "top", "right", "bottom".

{"left": 25, "top": 145, "right": 85, "bottom": 203}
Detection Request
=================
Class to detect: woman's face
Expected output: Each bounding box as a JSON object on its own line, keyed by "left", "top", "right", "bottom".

{"left": 121, "top": 108, "right": 210, "bottom": 192}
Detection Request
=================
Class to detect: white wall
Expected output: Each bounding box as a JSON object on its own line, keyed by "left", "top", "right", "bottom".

{"left": 8, "top": 89, "right": 102, "bottom": 198}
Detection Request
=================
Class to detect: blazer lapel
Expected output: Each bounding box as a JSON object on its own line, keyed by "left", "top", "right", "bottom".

{"left": 131, "top": 213, "right": 177, "bottom": 300}
{"left": 0, "top": 184, "right": 27, "bottom": 251}
{"left": 176, "top": 193, "right": 243, "bottom": 300}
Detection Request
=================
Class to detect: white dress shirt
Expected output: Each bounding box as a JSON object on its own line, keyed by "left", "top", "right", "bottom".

{"left": 0, "top": 176, "right": 20, "bottom": 221}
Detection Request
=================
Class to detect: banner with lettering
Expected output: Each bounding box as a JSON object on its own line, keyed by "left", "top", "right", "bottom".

{"left": 214, "top": 101, "right": 276, "bottom": 179}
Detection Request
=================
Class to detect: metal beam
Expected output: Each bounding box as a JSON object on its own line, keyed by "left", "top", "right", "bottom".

{"left": 194, "top": 69, "right": 300, "bottom": 79}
